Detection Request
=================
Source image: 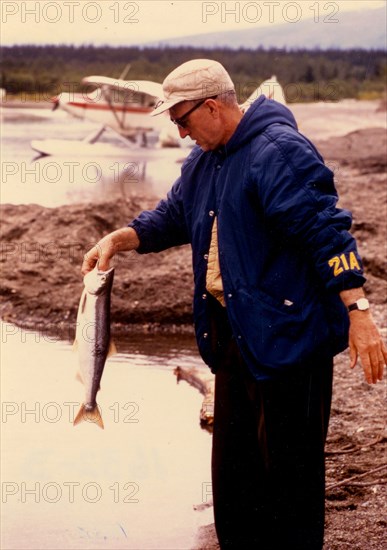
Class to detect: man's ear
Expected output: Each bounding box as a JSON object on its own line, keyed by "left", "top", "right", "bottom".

{"left": 205, "top": 98, "right": 220, "bottom": 119}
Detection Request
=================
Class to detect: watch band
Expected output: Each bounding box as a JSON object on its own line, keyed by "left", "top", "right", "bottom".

{"left": 348, "top": 298, "right": 370, "bottom": 312}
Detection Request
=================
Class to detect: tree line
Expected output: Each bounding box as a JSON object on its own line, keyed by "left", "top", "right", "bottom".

{"left": 1, "top": 45, "right": 386, "bottom": 102}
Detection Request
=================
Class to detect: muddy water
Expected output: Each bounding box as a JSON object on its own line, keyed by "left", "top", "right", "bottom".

{"left": 1, "top": 322, "right": 213, "bottom": 549}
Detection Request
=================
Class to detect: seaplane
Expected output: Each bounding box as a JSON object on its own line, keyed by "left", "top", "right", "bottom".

{"left": 31, "top": 71, "right": 286, "bottom": 157}
{"left": 52, "top": 76, "right": 167, "bottom": 139}
{"left": 31, "top": 70, "right": 181, "bottom": 156}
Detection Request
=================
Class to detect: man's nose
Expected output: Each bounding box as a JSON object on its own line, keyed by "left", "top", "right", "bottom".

{"left": 178, "top": 125, "right": 190, "bottom": 138}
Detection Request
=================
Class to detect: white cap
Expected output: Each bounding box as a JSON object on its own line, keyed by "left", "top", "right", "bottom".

{"left": 151, "top": 59, "right": 235, "bottom": 116}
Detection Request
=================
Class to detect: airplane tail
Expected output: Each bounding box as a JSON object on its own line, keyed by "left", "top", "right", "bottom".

{"left": 240, "top": 75, "right": 286, "bottom": 112}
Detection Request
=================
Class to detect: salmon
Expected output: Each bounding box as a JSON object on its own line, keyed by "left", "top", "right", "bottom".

{"left": 73, "top": 265, "right": 116, "bottom": 429}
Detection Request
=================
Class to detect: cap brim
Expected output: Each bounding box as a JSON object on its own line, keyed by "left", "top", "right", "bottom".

{"left": 150, "top": 97, "right": 187, "bottom": 117}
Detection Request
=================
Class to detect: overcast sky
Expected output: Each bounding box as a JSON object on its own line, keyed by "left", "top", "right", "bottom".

{"left": 2, "top": 0, "right": 385, "bottom": 46}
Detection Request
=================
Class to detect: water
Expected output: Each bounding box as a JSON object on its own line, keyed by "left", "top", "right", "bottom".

{"left": 1, "top": 107, "right": 213, "bottom": 549}
{"left": 0, "top": 106, "right": 191, "bottom": 207}
{"left": 1, "top": 322, "right": 213, "bottom": 549}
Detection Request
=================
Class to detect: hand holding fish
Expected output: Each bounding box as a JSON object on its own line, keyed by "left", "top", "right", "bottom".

{"left": 75, "top": 226, "right": 139, "bottom": 428}
{"left": 82, "top": 227, "right": 140, "bottom": 275}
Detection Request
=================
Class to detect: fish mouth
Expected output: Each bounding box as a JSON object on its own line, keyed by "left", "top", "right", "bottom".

{"left": 96, "top": 263, "right": 115, "bottom": 275}
{"left": 84, "top": 263, "right": 115, "bottom": 294}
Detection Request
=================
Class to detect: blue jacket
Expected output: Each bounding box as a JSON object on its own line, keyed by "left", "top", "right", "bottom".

{"left": 130, "top": 96, "right": 365, "bottom": 380}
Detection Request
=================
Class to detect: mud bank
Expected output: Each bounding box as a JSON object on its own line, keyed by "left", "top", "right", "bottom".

{"left": 1, "top": 127, "right": 386, "bottom": 335}
{"left": 0, "top": 196, "right": 194, "bottom": 337}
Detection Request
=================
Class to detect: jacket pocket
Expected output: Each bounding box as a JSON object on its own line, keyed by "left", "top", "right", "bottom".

{"left": 231, "top": 288, "right": 329, "bottom": 369}
{"left": 254, "top": 287, "right": 300, "bottom": 315}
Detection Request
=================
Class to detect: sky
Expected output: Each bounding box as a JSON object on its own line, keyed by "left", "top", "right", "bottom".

{"left": 1, "top": 0, "right": 386, "bottom": 47}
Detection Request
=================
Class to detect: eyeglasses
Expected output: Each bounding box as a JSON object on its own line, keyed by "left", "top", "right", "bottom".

{"left": 170, "top": 99, "right": 207, "bottom": 129}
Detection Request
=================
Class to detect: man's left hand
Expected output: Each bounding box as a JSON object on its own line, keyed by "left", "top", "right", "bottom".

{"left": 348, "top": 310, "right": 386, "bottom": 383}
{"left": 340, "top": 288, "right": 386, "bottom": 384}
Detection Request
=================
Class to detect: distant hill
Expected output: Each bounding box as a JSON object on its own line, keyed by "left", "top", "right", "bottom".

{"left": 150, "top": 6, "right": 386, "bottom": 50}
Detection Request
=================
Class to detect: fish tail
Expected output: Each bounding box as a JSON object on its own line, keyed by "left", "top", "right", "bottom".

{"left": 73, "top": 403, "right": 104, "bottom": 429}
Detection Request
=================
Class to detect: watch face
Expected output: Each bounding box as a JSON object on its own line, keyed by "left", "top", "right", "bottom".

{"left": 357, "top": 298, "right": 369, "bottom": 310}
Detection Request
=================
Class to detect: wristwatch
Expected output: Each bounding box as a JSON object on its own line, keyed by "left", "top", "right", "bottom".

{"left": 347, "top": 298, "right": 370, "bottom": 312}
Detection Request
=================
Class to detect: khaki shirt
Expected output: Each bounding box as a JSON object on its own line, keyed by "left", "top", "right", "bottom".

{"left": 206, "top": 217, "right": 226, "bottom": 307}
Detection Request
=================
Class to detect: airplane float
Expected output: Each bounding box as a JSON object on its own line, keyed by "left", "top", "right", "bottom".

{"left": 31, "top": 73, "right": 286, "bottom": 157}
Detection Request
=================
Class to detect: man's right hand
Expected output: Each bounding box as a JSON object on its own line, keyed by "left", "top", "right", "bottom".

{"left": 81, "top": 227, "right": 140, "bottom": 275}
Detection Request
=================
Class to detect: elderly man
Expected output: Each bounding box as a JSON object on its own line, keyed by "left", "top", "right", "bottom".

{"left": 82, "top": 59, "right": 386, "bottom": 549}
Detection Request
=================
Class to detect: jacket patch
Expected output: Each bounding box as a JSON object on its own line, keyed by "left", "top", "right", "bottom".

{"left": 328, "top": 252, "right": 361, "bottom": 277}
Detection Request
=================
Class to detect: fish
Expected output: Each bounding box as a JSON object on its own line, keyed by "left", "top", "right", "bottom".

{"left": 73, "top": 264, "right": 116, "bottom": 429}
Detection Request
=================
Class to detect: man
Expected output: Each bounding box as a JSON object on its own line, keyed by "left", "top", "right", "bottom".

{"left": 82, "top": 59, "right": 386, "bottom": 549}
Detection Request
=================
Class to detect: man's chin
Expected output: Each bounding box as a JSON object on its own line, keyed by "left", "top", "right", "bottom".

{"left": 197, "top": 143, "right": 212, "bottom": 152}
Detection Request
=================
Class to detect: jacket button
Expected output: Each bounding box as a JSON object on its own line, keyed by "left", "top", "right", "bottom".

{"left": 203, "top": 333, "right": 208, "bottom": 339}
{"left": 209, "top": 210, "right": 215, "bottom": 217}
{"left": 227, "top": 293, "right": 233, "bottom": 298}
{"left": 203, "top": 254, "right": 209, "bottom": 260}
{"left": 202, "top": 293, "right": 207, "bottom": 300}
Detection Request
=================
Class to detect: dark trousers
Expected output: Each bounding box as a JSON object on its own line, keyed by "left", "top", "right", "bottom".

{"left": 211, "top": 327, "right": 333, "bottom": 550}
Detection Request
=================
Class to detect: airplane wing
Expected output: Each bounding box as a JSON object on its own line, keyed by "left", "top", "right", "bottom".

{"left": 82, "top": 76, "right": 163, "bottom": 100}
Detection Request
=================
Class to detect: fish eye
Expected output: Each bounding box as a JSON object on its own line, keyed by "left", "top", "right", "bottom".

{"left": 101, "top": 275, "right": 106, "bottom": 282}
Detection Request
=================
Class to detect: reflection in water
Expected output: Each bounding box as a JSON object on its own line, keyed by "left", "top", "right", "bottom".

{"left": 1, "top": 107, "right": 192, "bottom": 207}
{"left": 1, "top": 322, "right": 213, "bottom": 549}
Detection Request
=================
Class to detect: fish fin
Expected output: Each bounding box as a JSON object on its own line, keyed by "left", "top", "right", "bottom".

{"left": 75, "top": 371, "right": 83, "bottom": 384}
{"left": 107, "top": 339, "right": 117, "bottom": 357}
{"left": 73, "top": 404, "right": 104, "bottom": 429}
{"left": 72, "top": 339, "right": 78, "bottom": 352}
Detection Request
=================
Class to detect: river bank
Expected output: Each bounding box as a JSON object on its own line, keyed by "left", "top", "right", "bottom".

{"left": 1, "top": 127, "right": 386, "bottom": 334}
{"left": 0, "top": 196, "right": 194, "bottom": 336}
